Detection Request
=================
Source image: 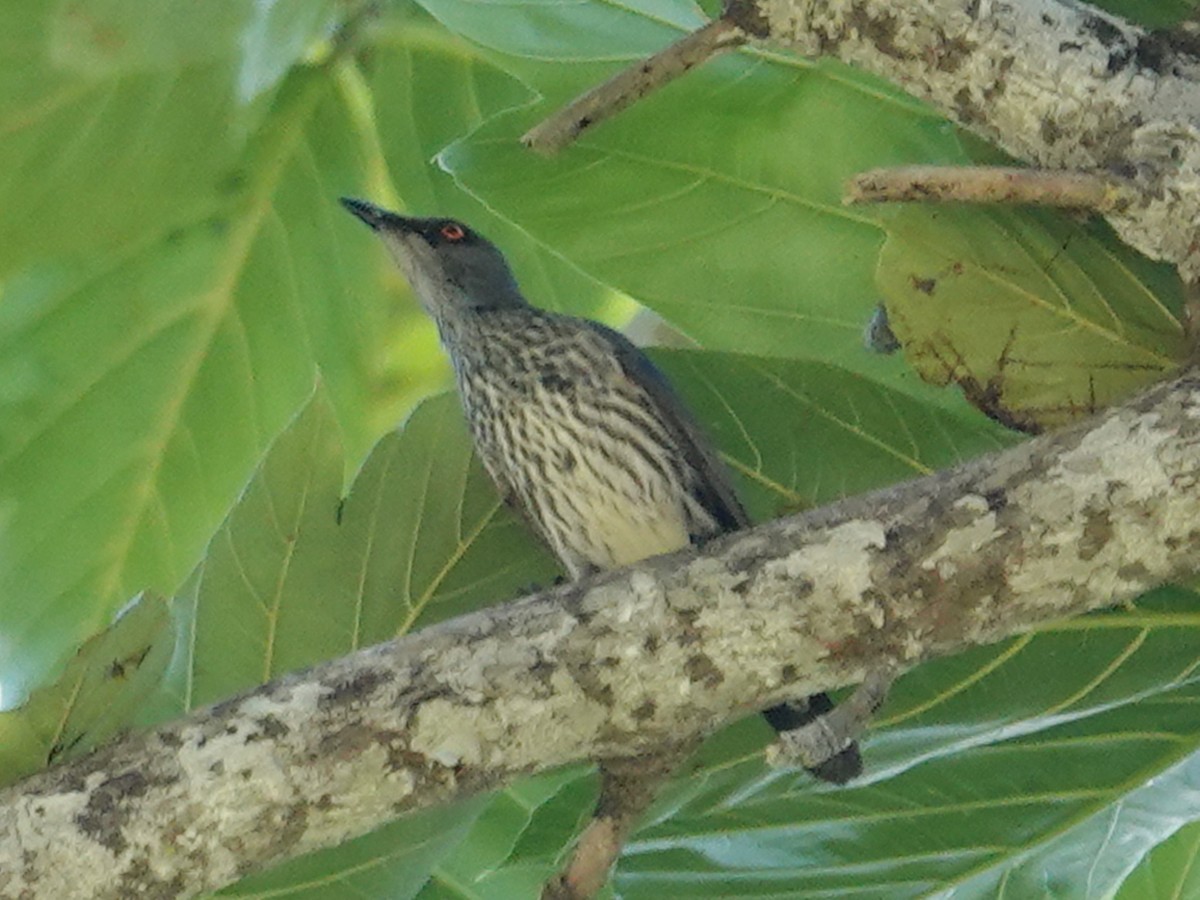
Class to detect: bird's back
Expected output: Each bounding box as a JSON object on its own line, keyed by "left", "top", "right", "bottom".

{"left": 444, "top": 307, "right": 745, "bottom": 577}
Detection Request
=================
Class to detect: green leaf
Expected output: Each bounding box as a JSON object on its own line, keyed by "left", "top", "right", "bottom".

{"left": 1089, "top": 0, "right": 1198, "bottom": 27}
{"left": 150, "top": 389, "right": 554, "bottom": 716}
{"left": 1116, "top": 819, "right": 1200, "bottom": 900}
{"left": 1, "top": 17, "right": 518, "bottom": 699}
{"left": 877, "top": 206, "right": 1186, "bottom": 431}
{"left": 0, "top": 592, "right": 171, "bottom": 786}
{"left": 44, "top": 0, "right": 335, "bottom": 79}
{"left": 421, "top": 768, "right": 596, "bottom": 899}
{"left": 655, "top": 351, "right": 1014, "bottom": 517}
{"left": 345, "top": 406, "right": 560, "bottom": 641}
{"left": 0, "top": 1, "right": 336, "bottom": 272}
{"left": 220, "top": 798, "right": 491, "bottom": 900}
{"left": 0, "top": 71, "right": 327, "bottom": 699}
{"left": 423, "top": 0, "right": 971, "bottom": 399}
{"left": 360, "top": 10, "right": 629, "bottom": 324}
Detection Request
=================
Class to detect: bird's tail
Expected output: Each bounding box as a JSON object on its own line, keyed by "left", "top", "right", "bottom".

{"left": 761, "top": 693, "right": 863, "bottom": 784}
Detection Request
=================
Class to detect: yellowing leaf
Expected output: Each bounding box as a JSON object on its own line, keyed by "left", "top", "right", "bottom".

{"left": 0, "top": 592, "right": 171, "bottom": 787}
{"left": 878, "top": 206, "right": 1186, "bottom": 432}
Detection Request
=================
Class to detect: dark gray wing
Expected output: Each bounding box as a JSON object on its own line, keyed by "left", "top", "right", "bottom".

{"left": 582, "top": 321, "right": 750, "bottom": 536}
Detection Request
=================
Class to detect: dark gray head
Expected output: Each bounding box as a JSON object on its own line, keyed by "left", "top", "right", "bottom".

{"left": 341, "top": 198, "right": 527, "bottom": 321}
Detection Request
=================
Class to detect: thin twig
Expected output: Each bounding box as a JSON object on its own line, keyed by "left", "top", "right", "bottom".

{"left": 846, "top": 165, "right": 1130, "bottom": 211}
{"left": 542, "top": 749, "right": 689, "bottom": 900}
{"left": 522, "top": 18, "right": 746, "bottom": 156}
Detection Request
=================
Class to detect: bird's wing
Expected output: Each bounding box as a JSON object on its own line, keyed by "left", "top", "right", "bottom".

{"left": 582, "top": 321, "right": 751, "bottom": 535}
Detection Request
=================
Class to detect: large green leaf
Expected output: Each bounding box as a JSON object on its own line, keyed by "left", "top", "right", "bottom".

{"left": 0, "top": 591, "right": 171, "bottom": 786}
{"left": 0, "top": 2, "right": 546, "bottom": 706}
{"left": 151, "top": 389, "right": 554, "bottom": 716}
{"left": 141, "top": 387, "right": 555, "bottom": 895}
{"left": 222, "top": 797, "right": 492, "bottom": 900}
{"left": 0, "top": 69, "right": 330, "bottom": 699}
{"left": 361, "top": 9, "right": 630, "bottom": 325}
{"left": 657, "top": 352, "right": 1014, "bottom": 519}
{"left": 416, "top": 0, "right": 972, "bottom": 403}
{"left": 423, "top": 0, "right": 1185, "bottom": 433}
{"left": 0, "top": 0, "right": 356, "bottom": 696}
{"left": 0, "top": 1, "right": 336, "bottom": 273}
{"left": 1091, "top": 0, "right": 1198, "bottom": 27}
{"left": 1116, "top": 818, "right": 1200, "bottom": 899}
{"left": 420, "top": 767, "right": 597, "bottom": 899}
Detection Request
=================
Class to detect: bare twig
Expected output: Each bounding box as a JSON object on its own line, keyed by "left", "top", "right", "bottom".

{"left": 522, "top": 17, "right": 746, "bottom": 156}
{"left": 542, "top": 750, "right": 689, "bottom": 900}
{"left": 846, "top": 165, "right": 1129, "bottom": 211}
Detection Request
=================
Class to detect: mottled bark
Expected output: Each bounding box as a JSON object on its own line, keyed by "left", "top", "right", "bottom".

{"left": 3, "top": 366, "right": 1200, "bottom": 900}
{"left": 755, "top": 0, "right": 1200, "bottom": 278}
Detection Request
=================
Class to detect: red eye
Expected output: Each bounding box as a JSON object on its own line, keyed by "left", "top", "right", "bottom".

{"left": 440, "top": 223, "right": 466, "bottom": 241}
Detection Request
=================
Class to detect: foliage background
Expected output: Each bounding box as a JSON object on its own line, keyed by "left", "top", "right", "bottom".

{"left": 2, "top": 0, "right": 1199, "bottom": 896}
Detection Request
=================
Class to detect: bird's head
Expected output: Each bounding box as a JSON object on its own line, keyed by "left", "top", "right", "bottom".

{"left": 341, "top": 198, "right": 526, "bottom": 320}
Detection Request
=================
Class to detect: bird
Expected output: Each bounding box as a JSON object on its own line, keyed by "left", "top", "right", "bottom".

{"left": 341, "top": 197, "right": 861, "bottom": 784}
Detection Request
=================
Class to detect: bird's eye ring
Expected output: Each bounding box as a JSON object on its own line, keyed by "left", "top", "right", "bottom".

{"left": 440, "top": 223, "right": 466, "bottom": 241}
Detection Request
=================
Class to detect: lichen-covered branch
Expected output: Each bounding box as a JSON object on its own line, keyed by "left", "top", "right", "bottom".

{"left": 4, "top": 367, "right": 1200, "bottom": 899}
{"left": 845, "top": 165, "right": 1127, "bottom": 210}
{"left": 756, "top": 0, "right": 1200, "bottom": 278}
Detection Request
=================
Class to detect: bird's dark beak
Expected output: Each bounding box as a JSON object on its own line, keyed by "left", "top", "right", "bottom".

{"left": 340, "top": 197, "right": 412, "bottom": 232}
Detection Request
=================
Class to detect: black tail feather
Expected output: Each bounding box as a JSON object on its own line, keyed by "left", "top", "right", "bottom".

{"left": 762, "top": 693, "right": 863, "bottom": 784}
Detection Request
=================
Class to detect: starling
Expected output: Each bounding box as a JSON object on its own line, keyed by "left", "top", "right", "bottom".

{"left": 341, "top": 198, "right": 861, "bottom": 783}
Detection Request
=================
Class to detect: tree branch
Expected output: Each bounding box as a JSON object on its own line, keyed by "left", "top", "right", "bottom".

{"left": 524, "top": 0, "right": 1200, "bottom": 277}
{"left": 3, "top": 366, "right": 1200, "bottom": 899}
{"left": 521, "top": 17, "right": 748, "bottom": 155}
{"left": 845, "top": 165, "right": 1129, "bottom": 210}
{"left": 756, "top": 0, "right": 1200, "bottom": 278}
